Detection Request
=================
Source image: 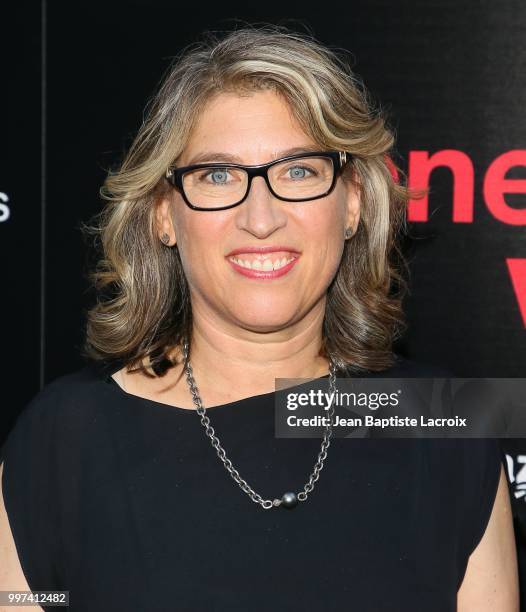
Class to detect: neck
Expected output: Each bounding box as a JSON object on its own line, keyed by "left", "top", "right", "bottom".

{"left": 178, "top": 302, "right": 330, "bottom": 400}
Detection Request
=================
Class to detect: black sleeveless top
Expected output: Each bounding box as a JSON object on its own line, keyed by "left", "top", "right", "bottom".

{"left": 1, "top": 356, "right": 502, "bottom": 612}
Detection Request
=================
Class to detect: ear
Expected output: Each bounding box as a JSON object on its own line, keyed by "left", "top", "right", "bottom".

{"left": 344, "top": 171, "right": 361, "bottom": 234}
{"left": 155, "top": 194, "right": 177, "bottom": 246}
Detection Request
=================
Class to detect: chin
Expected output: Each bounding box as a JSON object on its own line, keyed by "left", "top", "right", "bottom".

{"left": 229, "top": 308, "right": 301, "bottom": 332}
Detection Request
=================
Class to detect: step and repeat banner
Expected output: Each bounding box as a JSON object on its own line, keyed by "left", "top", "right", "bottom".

{"left": 3, "top": 0, "right": 525, "bottom": 604}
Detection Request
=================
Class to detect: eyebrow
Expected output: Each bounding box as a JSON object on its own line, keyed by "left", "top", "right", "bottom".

{"left": 184, "top": 145, "right": 327, "bottom": 166}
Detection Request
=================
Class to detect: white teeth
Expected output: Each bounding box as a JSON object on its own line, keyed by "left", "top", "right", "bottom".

{"left": 230, "top": 256, "right": 295, "bottom": 271}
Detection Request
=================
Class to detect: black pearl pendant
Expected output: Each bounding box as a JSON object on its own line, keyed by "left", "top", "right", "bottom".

{"left": 281, "top": 491, "right": 298, "bottom": 509}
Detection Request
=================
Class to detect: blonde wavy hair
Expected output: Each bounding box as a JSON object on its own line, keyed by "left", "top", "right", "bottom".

{"left": 81, "top": 24, "right": 423, "bottom": 377}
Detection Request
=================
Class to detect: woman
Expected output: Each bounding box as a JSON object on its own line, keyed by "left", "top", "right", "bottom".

{"left": 0, "top": 25, "right": 518, "bottom": 611}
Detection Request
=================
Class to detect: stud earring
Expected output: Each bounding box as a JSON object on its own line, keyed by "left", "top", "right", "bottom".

{"left": 344, "top": 227, "right": 354, "bottom": 239}
{"left": 160, "top": 233, "right": 170, "bottom": 245}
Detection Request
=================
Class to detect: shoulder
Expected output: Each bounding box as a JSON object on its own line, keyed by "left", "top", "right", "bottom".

{"left": 27, "top": 361, "right": 110, "bottom": 412}
{"left": 38, "top": 360, "right": 112, "bottom": 400}
{"left": 378, "top": 356, "right": 501, "bottom": 552}
{"left": 387, "top": 354, "right": 456, "bottom": 377}
{"left": 1, "top": 362, "right": 113, "bottom": 465}
{"left": 342, "top": 353, "right": 456, "bottom": 378}
{"left": 346, "top": 356, "right": 501, "bottom": 558}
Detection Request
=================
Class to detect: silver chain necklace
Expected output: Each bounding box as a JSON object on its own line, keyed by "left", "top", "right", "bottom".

{"left": 181, "top": 339, "right": 338, "bottom": 510}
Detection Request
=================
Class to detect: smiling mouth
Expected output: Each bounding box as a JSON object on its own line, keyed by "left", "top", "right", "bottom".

{"left": 226, "top": 250, "right": 300, "bottom": 278}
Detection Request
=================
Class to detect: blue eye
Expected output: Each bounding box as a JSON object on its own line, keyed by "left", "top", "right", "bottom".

{"left": 207, "top": 169, "right": 229, "bottom": 184}
{"left": 287, "top": 165, "right": 316, "bottom": 180}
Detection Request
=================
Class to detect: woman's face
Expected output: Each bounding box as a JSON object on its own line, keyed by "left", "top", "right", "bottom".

{"left": 157, "top": 89, "right": 360, "bottom": 333}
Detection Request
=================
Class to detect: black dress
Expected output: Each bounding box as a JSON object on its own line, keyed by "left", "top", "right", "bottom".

{"left": 1, "top": 356, "right": 503, "bottom": 612}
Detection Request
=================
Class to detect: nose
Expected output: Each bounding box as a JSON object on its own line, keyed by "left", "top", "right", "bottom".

{"left": 234, "top": 175, "right": 287, "bottom": 238}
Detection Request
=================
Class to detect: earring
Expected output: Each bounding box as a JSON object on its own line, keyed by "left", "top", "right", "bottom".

{"left": 344, "top": 227, "right": 354, "bottom": 239}
{"left": 160, "top": 233, "right": 170, "bottom": 245}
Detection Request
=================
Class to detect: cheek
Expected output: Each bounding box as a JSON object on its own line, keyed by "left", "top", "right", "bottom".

{"left": 173, "top": 212, "right": 226, "bottom": 282}
{"left": 302, "top": 203, "right": 345, "bottom": 265}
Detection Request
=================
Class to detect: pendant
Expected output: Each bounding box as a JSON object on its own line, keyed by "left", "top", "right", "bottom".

{"left": 280, "top": 491, "right": 298, "bottom": 509}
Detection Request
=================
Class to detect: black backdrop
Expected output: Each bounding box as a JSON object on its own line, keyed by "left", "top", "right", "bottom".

{"left": 2, "top": 0, "right": 525, "bottom": 605}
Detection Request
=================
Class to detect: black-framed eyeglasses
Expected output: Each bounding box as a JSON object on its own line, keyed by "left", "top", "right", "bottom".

{"left": 165, "top": 150, "right": 351, "bottom": 211}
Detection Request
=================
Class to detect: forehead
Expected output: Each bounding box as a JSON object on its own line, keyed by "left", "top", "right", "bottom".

{"left": 180, "top": 89, "right": 317, "bottom": 165}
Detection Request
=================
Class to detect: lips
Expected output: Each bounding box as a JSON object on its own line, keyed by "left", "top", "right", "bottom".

{"left": 229, "top": 253, "right": 296, "bottom": 270}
